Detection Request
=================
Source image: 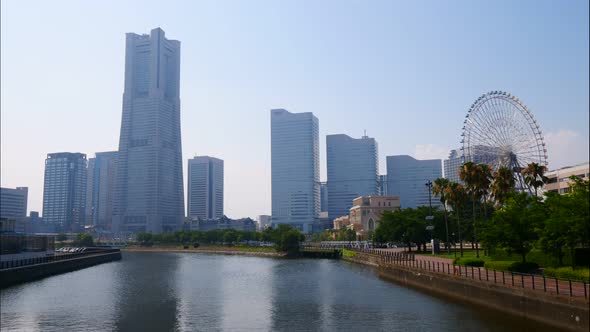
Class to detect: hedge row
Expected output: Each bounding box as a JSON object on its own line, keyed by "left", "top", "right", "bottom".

{"left": 483, "top": 261, "right": 539, "bottom": 273}
{"left": 453, "top": 257, "right": 485, "bottom": 267}
{"left": 543, "top": 267, "right": 590, "bottom": 283}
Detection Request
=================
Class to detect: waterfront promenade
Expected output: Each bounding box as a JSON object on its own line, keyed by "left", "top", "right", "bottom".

{"left": 355, "top": 248, "right": 589, "bottom": 299}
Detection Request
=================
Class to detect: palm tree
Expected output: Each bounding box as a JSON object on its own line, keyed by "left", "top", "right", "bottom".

{"left": 476, "top": 163, "right": 493, "bottom": 222}
{"left": 432, "top": 178, "right": 451, "bottom": 254}
{"left": 445, "top": 182, "right": 466, "bottom": 257}
{"left": 459, "top": 162, "right": 481, "bottom": 257}
{"left": 522, "top": 162, "right": 548, "bottom": 197}
{"left": 491, "top": 166, "right": 515, "bottom": 207}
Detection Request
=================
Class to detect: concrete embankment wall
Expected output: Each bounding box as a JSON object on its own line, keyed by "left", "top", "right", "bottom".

{"left": 1, "top": 251, "right": 122, "bottom": 288}
{"left": 343, "top": 252, "right": 589, "bottom": 332}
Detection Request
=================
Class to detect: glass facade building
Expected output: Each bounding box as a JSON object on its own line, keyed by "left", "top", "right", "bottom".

{"left": 326, "top": 134, "right": 378, "bottom": 220}
{"left": 86, "top": 151, "right": 117, "bottom": 230}
{"left": 113, "top": 28, "right": 185, "bottom": 233}
{"left": 386, "top": 155, "right": 442, "bottom": 209}
{"left": 271, "top": 109, "right": 319, "bottom": 233}
{"left": 42, "top": 153, "right": 87, "bottom": 229}
{"left": 187, "top": 156, "right": 224, "bottom": 220}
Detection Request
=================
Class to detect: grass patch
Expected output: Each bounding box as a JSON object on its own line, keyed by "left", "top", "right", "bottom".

{"left": 342, "top": 249, "right": 358, "bottom": 258}
{"left": 543, "top": 267, "right": 590, "bottom": 282}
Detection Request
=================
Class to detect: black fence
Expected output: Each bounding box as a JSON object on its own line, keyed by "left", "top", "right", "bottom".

{"left": 349, "top": 248, "right": 587, "bottom": 299}
{"left": 0, "top": 248, "right": 120, "bottom": 270}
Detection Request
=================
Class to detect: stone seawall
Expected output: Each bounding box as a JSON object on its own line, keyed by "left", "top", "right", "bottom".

{"left": 344, "top": 252, "right": 588, "bottom": 332}
{"left": 1, "top": 251, "right": 122, "bottom": 288}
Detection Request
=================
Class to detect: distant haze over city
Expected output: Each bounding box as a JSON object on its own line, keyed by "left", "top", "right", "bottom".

{"left": 1, "top": 0, "right": 588, "bottom": 218}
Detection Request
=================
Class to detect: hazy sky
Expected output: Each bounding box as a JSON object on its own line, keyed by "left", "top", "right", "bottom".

{"left": 1, "top": 0, "right": 589, "bottom": 218}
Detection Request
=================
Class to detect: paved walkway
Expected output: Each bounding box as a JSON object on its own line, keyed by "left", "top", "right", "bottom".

{"left": 385, "top": 253, "right": 588, "bottom": 298}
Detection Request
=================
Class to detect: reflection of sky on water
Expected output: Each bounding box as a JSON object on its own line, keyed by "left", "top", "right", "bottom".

{"left": 1, "top": 252, "right": 557, "bottom": 332}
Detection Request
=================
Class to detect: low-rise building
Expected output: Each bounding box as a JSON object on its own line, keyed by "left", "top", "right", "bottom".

{"left": 257, "top": 215, "right": 272, "bottom": 231}
{"left": 544, "top": 162, "right": 590, "bottom": 195}
{"left": 349, "top": 196, "right": 401, "bottom": 238}
{"left": 333, "top": 215, "right": 350, "bottom": 230}
{"left": 188, "top": 216, "right": 257, "bottom": 232}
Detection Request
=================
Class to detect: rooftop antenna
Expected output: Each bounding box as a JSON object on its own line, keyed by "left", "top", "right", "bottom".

{"left": 363, "top": 129, "right": 367, "bottom": 138}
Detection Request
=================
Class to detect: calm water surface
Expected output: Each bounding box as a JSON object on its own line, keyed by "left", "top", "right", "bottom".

{"left": 1, "top": 252, "right": 551, "bottom": 331}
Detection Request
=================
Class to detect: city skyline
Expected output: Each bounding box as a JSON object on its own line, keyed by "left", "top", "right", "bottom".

{"left": 2, "top": 0, "right": 589, "bottom": 218}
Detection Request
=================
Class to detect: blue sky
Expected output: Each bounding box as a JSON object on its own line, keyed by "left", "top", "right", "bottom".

{"left": 1, "top": 0, "right": 588, "bottom": 218}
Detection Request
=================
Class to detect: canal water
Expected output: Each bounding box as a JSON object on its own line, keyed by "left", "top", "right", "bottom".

{"left": 1, "top": 252, "right": 550, "bottom": 331}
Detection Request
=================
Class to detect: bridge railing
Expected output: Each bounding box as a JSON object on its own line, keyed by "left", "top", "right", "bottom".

{"left": 0, "top": 248, "right": 120, "bottom": 270}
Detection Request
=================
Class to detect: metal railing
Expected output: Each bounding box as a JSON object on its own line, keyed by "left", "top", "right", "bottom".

{"left": 350, "top": 248, "right": 587, "bottom": 299}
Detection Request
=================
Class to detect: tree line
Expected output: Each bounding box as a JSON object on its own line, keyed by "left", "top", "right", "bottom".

{"left": 136, "top": 224, "right": 305, "bottom": 254}
{"left": 374, "top": 162, "right": 589, "bottom": 267}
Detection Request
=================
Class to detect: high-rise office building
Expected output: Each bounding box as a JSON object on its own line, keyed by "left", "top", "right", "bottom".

{"left": 320, "top": 182, "right": 328, "bottom": 213}
{"left": 326, "top": 134, "right": 378, "bottom": 220}
{"left": 386, "top": 155, "right": 442, "bottom": 209}
{"left": 271, "top": 109, "right": 319, "bottom": 233}
{"left": 187, "top": 156, "right": 224, "bottom": 220}
{"left": 86, "top": 151, "right": 118, "bottom": 230}
{"left": 1, "top": 186, "right": 28, "bottom": 232}
{"left": 113, "top": 28, "right": 185, "bottom": 233}
{"left": 42, "top": 153, "right": 87, "bottom": 230}
{"left": 443, "top": 149, "right": 463, "bottom": 183}
{"left": 378, "top": 175, "right": 388, "bottom": 196}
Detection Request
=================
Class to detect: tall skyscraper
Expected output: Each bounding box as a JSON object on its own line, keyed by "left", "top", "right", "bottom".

{"left": 386, "top": 155, "right": 442, "bottom": 209}
{"left": 271, "top": 109, "right": 319, "bottom": 233}
{"left": 187, "top": 156, "right": 224, "bottom": 220}
{"left": 42, "top": 153, "right": 87, "bottom": 230}
{"left": 326, "top": 134, "right": 378, "bottom": 220}
{"left": 378, "top": 175, "right": 388, "bottom": 196}
{"left": 86, "top": 151, "right": 118, "bottom": 230}
{"left": 1, "top": 187, "right": 28, "bottom": 232}
{"left": 319, "top": 182, "right": 328, "bottom": 213}
{"left": 113, "top": 28, "right": 185, "bottom": 234}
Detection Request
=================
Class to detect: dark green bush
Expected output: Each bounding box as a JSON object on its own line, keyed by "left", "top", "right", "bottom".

{"left": 453, "top": 257, "right": 485, "bottom": 267}
{"left": 509, "top": 262, "right": 539, "bottom": 273}
{"left": 193, "top": 243, "right": 200, "bottom": 248}
{"left": 484, "top": 261, "right": 515, "bottom": 271}
{"left": 544, "top": 267, "right": 590, "bottom": 282}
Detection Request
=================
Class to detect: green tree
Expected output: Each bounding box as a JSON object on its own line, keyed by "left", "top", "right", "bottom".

{"left": 491, "top": 166, "right": 515, "bottom": 207}
{"left": 432, "top": 178, "right": 451, "bottom": 254}
{"left": 74, "top": 233, "right": 94, "bottom": 247}
{"left": 459, "top": 162, "right": 492, "bottom": 257}
{"left": 540, "top": 177, "right": 590, "bottom": 266}
{"left": 280, "top": 229, "right": 302, "bottom": 255}
{"left": 56, "top": 233, "right": 67, "bottom": 242}
{"left": 522, "top": 162, "right": 548, "bottom": 197}
{"left": 223, "top": 230, "right": 238, "bottom": 245}
{"left": 484, "top": 193, "right": 544, "bottom": 263}
{"left": 445, "top": 182, "right": 467, "bottom": 256}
